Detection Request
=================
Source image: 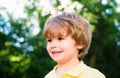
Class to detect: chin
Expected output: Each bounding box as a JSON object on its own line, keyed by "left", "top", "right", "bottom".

{"left": 53, "top": 59, "right": 62, "bottom": 63}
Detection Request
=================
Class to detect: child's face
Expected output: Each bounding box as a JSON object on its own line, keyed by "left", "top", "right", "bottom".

{"left": 46, "top": 33, "right": 81, "bottom": 64}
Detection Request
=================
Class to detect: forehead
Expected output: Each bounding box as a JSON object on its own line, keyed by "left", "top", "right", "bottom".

{"left": 43, "top": 22, "right": 69, "bottom": 38}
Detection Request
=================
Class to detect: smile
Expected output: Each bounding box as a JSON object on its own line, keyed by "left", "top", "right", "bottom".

{"left": 51, "top": 51, "right": 62, "bottom": 54}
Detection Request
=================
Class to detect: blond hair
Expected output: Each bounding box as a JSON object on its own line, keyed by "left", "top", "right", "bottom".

{"left": 43, "top": 12, "right": 92, "bottom": 60}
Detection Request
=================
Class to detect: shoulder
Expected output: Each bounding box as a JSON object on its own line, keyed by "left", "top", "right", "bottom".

{"left": 82, "top": 64, "right": 106, "bottom": 78}
{"left": 44, "top": 70, "right": 54, "bottom": 78}
{"left": 44, "top": 66, "right": 56, "bottom": 78}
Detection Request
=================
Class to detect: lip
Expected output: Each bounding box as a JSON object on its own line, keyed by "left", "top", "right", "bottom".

{"left": 51, "top": 51, "right": 62, "bottom": 54}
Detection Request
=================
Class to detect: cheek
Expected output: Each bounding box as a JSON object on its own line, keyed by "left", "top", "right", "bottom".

{"left": 65, "top": 44, "right": 78, "bottom": 52}
{"left": 46, "top": 44, "right": 50, "bottom": 52}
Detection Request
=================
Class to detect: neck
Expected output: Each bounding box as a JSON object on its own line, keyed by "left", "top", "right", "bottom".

{"left": 56, "top": 58, "right": 80, "bottom": 78}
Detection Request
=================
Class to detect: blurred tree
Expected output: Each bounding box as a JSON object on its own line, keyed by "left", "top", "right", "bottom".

{"left": 0, "top": 0, "right": 120, "bottom": 78}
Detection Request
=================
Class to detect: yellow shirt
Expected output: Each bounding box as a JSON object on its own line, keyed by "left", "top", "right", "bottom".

{"left": 44, "top": 61, "right": 106, "bottom": 78}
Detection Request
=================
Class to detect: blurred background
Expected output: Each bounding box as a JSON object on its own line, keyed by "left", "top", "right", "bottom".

{"left": 0, "top": 0, "right": 120, "bottom": 78}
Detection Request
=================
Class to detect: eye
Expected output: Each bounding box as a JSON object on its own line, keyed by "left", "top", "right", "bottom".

{"left": 58, "top": 37, "right": 64, "bottom": 41}
{"left": 47, "top": 39, "right": 52, "bottom": 42}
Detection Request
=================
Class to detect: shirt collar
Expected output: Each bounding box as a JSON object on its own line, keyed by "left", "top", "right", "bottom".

{"left": 66, "top": 61, "right": 86, "bottom": 76}
{"left": 53, "top": 61, "right": 86, "bottom": 77}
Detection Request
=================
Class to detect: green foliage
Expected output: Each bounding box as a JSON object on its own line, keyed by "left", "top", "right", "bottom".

{"left": 0, "top": 0, "right": 120, "bottom": 78}
{"left": 78, "top": 0, "right": 120, "bottom": 78}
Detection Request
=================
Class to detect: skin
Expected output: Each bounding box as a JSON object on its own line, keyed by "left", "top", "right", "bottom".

{"left": 46, "top": 32, "right": 83, "bottom": 78}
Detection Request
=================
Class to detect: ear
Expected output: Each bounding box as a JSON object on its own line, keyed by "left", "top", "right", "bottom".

{"left": 77, "top": 45, "right": 83, "bottom": 50}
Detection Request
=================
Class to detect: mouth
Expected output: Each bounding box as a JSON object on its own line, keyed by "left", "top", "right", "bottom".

{"left": 51, "top": 51, "right": 62, "bottom": 54}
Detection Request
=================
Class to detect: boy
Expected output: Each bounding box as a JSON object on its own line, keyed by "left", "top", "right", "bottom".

{"left": 43, "top": 12, "right": 105, "bottom": 78}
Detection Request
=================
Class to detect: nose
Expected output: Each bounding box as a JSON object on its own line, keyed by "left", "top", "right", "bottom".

{"left": 50, "top": 40, "right": 57, "bottom": 48}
